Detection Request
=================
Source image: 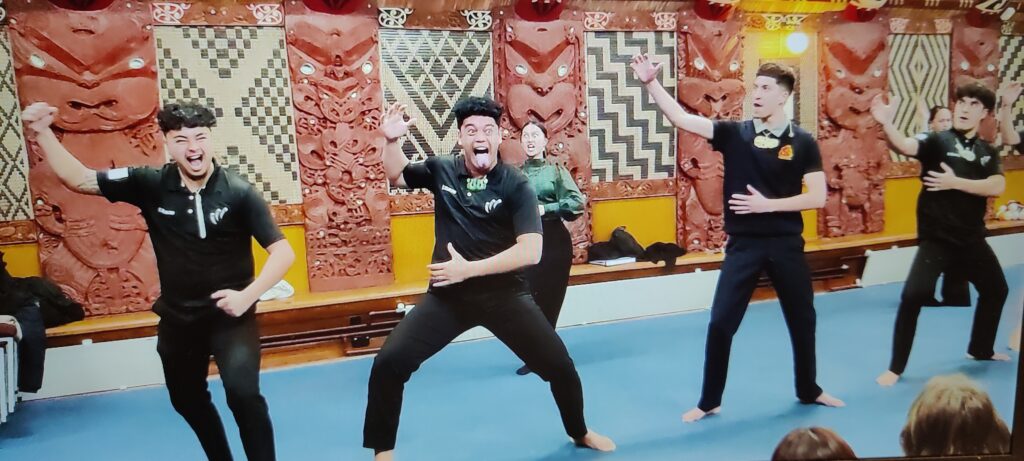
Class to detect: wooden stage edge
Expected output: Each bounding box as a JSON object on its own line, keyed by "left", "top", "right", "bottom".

{"left": 46, "top": 222, "right": 1024, "bottom": 370}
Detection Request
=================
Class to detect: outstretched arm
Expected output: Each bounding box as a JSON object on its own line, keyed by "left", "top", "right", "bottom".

{"left": 872, "top": 94, "right": 919, "bottom": 157}
{"left": 630, "top": 53, "right": 714, "bottom": 140}
{"left": 21, "top": 102, "right": 100, "bottom": 194}
{"left": 380, "top": 102, "right": 418, "bottom": 189}
{"left": 998, "top": 82, "right": 1022, "bottom": 148}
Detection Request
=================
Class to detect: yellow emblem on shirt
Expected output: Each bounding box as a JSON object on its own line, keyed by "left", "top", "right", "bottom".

{"left": 778, "top": 145, "right": 794, "bottom": 161}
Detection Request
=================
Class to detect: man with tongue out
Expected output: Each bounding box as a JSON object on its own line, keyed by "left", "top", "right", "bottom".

{"left": 363, "top": 97, "right": 615, "bottom": 460}
{"left": 20, "top": 101, "right": 293, "bottom": 461}
{"left": 631, "top": 55, "right": 845, "bottom": 423}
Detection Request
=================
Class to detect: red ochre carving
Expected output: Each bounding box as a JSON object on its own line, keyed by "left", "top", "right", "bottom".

{"left": 817, "top": 16, "right": 890, "bottom": 238}
{"left": 9, "top": 1, "right": 162, "bottom": 316}
{"left": 284, "top": 2, "right": 394, "bottom": 291}
{"left": 676, "top": 14, "right": 744, "bottom": 252}
{"left": 951, "top": 17, "right": 1001, "bottom": 142}
{"left": 494, "top": 16, "right": 592, "bottom": 263}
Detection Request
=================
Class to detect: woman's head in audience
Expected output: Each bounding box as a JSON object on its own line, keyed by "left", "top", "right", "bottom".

{"left": 901, "top": 374, "right": 1010, "bottom": 456}
{"left": 772, "top": 427, "right": 857, "bottom": 461}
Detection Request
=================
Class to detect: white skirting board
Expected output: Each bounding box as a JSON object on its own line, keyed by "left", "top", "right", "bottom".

{"left": 23, "top": 337, "right": 164, "bottom": 401}
{"left": 861, "top": 233, "right": 1024, "bottom": 287}
{"left": 28, "top": 232, "right": 1023, "bottom": 399}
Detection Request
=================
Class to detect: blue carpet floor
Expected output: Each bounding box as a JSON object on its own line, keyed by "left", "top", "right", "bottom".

{"left": 2, "top": 266, "right": 1022, "bottom": 461}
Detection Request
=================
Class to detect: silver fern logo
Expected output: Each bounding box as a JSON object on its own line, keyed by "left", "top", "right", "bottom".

{"left": 484, "top": 199, "right": 502, "bottom": 213}
{"left": 209, "top": 207, "right": 229, "bottom": 225}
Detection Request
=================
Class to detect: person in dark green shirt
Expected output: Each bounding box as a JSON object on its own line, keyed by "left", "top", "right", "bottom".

{"left": 515, "top": 120, "right": 585, "bottom": 376}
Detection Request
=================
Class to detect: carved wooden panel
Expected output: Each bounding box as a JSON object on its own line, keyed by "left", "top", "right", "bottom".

{"left": 8, "top": 0, "right": 162, "bottom": 316}
{"left": 149, "top": 1, "right": 285, "bottom": 26}
{"left": 951, "top": 14, "right": 1001, "bottom": 142}
{"left": 283, "top": 2, "right": 394, "bottom": 292}
{"left": 817, "top": 13, "right": 890, "bottom": 238}
{"left": 675, "top": 10, "right": 744, "bottom": 252}
{"left": 0, "top": 219, "right": 36, "bottom": 244}
{"left": 589, "top": 179, "right": 675, "bottom": 201}
{"left": 493, "top": 15, "right": 592, "bottom": 263}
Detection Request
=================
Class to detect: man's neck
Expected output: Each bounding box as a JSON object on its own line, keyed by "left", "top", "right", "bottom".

{"left": 180, "top": 167, "right": 213, "bottom": 192}
{"left": 955, "top": 126, "right": 979, "bottom": 140}
{"left": 757, "top": 111, "right": 788, "bottom": 132}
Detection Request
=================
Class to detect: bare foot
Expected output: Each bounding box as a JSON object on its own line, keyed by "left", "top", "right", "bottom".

{"left": 815, "top": 392, "right": 845, "bottom": 407}
{"left": 1010, "top": 326, "right": 1021, "bottom": 352}
{"left": 574, "top": 430, "right": 616, "bottom": 452}
{"left": 374, "top": 450, "right": 394, "bottom": 461}
{"left": 681, "top": 406, "right": 720, "bottom": 423}
{"left": 967, "top": 352, "right": 1012, "bottom": 361}
{"left": 876, "top": 370, "right": 900, "bottom": 387}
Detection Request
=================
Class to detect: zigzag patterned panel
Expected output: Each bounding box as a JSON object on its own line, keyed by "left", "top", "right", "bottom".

{"left": 1000, "top": 35, "right": 1023, "bottom": 159}
{"left": 379, "top": 29, "right": 493, "bottom": 164}
{"left": 155, "top": 26, "right": 302, "bottom": 205}
{"left": 587, "top": 31, "right": 676, "bottom": 182}
{"left": 888, "top": 34, "right": 950, "bottom": 163}
{"left": 0, "top": 28, "right": 31, "bottom": 221}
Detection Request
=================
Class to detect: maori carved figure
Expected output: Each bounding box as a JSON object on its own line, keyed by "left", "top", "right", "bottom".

{"left": 284, "top": 3, "right": 394, "bottom": 291}
{"left": 9, "top": 1, "right": 162, "bottom": 316}
{"left": 817, "top": 16, "right": 889, "bottom": 237}
{"left": 951, "top": 18, "right": 1001, "bottom": 142}
{"left": 676, "top": 14, "right": 744, "bottom": 252}
{"left": 494, "top": 17, "right": 592, "bottom": 262}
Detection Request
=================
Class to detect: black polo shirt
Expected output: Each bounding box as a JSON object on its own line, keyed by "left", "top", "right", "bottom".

{"left": 97, "top": 164, "right": 285, "bottom": 323}
{"left": 710, "top": 120, "right": 823, "bottom": 236}
{"left": 915, "top": 129, "right": 1003, "bottom": 245}
{"left": 402, "top": 155, "right": 542, "bottom": 293}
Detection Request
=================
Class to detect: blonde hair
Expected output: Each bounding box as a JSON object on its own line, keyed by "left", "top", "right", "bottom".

{"left": 772, "top": 427, "right": 857, "bottom": 461}
{"left": 901, "top": 374, "right": 1010, "bottom": 456}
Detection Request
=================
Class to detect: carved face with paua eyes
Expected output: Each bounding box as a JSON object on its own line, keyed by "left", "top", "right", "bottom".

{"left": 502, "top": 21, "right": 580, "bottom": 134}
{"left": 12, "top": 8, "right": 158, "bottom": 132}
{"left": 678, "top": 18, "right": 745, "bottom": 119}
{"left": 821, "top": 21, "right": 888, "bottom": 133}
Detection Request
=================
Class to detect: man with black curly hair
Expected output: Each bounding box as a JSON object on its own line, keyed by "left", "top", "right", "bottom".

{"left": 21, "top": 100, "right": 294, "bottom": 461}
{"left": 872, "top": 82, "right": 1011, "bottom": 387}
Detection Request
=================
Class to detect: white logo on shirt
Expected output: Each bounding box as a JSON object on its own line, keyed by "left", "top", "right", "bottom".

{"left": 484, "top": 199, "right": 502, "bottom": 213}
{"left": 946, "top": 139, "right": 977, "bottom": 162}
{"left": 981, "top": 155, "right": 991, "bottom": 166}
{"left": 157, "top": 207, "right": 176, "bottom": 216}
{"left": 209, "top": 207, "right": 229, "bottom": 225}
{"left": 441, "top": 185, "right": 457, "bottom": 196}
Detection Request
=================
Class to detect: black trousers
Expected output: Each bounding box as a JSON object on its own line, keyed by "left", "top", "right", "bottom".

{"left": 363, "top": 287, "right": 588, "bottom": 451}
{"left": 526, "top": 219, "right": 574, "bottom": 328}
{"left": 157, "top": 310, "right": 275, "bottom": 461}
{"left": 935, "top": 268, "right": 971, "bottom": 305}
{"left": 887, "top": 238, "right": 1008, "bottom": 374}
{"left": 698, "top": 235, "right": 822, "bottom": 411}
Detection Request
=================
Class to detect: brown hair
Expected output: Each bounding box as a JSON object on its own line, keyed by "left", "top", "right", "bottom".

{"left": 772, "top": 427, "right": 857, "bottom": 461}
{"left": 756, "top": 62, "right": 796, "bottom": 94}
{"left": 928, "top": 105, "right": 950, "bottom": 122}
{"left": 901, "top": 374, "right": 1010, "bottom": 456}
{"left": 954, "top": 82, "right": 996, "bottom": 112}
{"left": 523, "top": 119, "right": 548, "bottom": 137}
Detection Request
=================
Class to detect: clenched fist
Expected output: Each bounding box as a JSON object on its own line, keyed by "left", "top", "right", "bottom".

{"left": 21, "top": 102, "right": 58, "bottom": 135}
